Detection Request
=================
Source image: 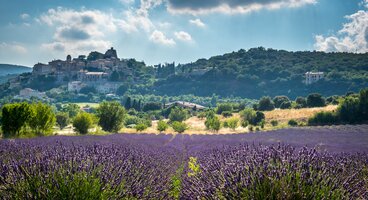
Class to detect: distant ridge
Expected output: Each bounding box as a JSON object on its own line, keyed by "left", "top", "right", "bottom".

{"left": 0, "top": 64, "right": 32, "bottom": 76}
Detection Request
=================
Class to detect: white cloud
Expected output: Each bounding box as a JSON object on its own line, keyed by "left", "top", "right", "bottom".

{"left": 20, "top": 13, "right": 30, "bottom": 20}
{"left": 38, "top": 7, "right": 117, "bottom": 55}
{"left": 314, "top": 8, "right": 368, "bottom": 53}
{"left": 0, "top": 42, "right": 27, "bottom": 54}
{"left": 174, "top": 31, "right": 193, "bottom": 42}
{"left": 149, "top": 30, "right": 175, "bottom": 46}
{"left": 189, "top": 18, "right": 205, "bottom": 28}
{"left": 167, "top": 0, "right": 317, "bottom": 15}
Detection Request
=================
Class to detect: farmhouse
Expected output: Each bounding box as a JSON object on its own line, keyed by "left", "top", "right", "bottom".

{"left": 164, "top": 101, "right": 206, "bottom": 110}
{"left": 305, "top": 72, "right": 324, "bottom": 85}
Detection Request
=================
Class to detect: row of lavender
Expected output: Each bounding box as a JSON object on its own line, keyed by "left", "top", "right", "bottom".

{"left": 1, "top": 131, "right": 367, "bottom": 199}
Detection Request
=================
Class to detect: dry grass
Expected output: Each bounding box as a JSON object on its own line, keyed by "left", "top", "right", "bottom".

{"left": 264, "top": 105, "right": 337, "bottom": 123}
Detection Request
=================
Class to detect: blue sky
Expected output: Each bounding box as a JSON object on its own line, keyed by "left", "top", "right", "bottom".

{"left": 0, "top": 0, "right": 367, "bottom": 66}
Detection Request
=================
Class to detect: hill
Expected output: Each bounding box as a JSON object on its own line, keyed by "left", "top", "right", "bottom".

{"left": 0, "top": 64, "right": 31, "bottom": 76}
{"left": 149, "top": 47, "right": 368, "bottom": 99}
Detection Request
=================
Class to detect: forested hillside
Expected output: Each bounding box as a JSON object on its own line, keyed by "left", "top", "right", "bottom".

{"left": 0, "top": 64, "right": 31, "bottom": 76}
{"left": 149, "top": 47, "right": 368, "bottom": 99}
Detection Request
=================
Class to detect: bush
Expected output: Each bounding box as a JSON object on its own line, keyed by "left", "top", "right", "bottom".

{"left": 61, "top": 103, "right": 80, "bottom": 118}
{"left": 307, "top": 93, "right": 326, "bottom": 108}
{"left": 56, "top": 112, "right": 69, "bottom": 130}
{"left": 197, "top": 112, "right": 206, "bottom": 119}
{"left": 221, "top": 111, "right": 233, "bottom": 117}
{"left": 169, "top": 107, "right": 188, "bottom": 122}
{"left": 28, "top": 102, "right": 56, "bottom": 136}
{"left": 142, "top": 102, "right": 162, "bottom": 112}
{"left": 270, "top": 120, "right": 278, "bottom": 126}
{"left": 308, "top": 111, "right": 339, "bottom": 126}
{"left": 288, "top": 119, "right": 298, "bottom": 126}
{"left": 273, "top": 96, "right": 290, "bottom": 108}
{"left": 337, "top": 97, "right": 360, "bottom": 123}
{"left": 1, "top": 102, "right": 33, "bottom": 138}
{"left": 280, "top": 101, "right": 292, "bottom": 109}
{"left": 241, "top": 120, "right": 249, "bottom": 128}
{"left": 248, "top": 125, "right": 254, "bottom": 131}
{"left": 239, "top": 108, "right": 265, "bottom": 126}
{"left": 257, "top": 96, "right": 275, "bottom": 111}
{"left": 226, "top": 117, "right": 239, "bottom": 130}
{"left": 135, "top": 123, "right": 148, "bottom": 132}
{"left": 73, "top": 112, "right": 94, "bottom": 134}
{"left": 205, "top": 116, "right": 221, "bottom": 132}
{"left": 172, "top": 121, "right": 188, "bottom": 133}
{"left": 124, "top": 115, "right": 141, "bottom": 126}
{"left": 216, "top": 103, "right": 233, "bottom": 114}
{"left": 295, "top": 97, "right": 307, "bottom": 108}
{"left": 157, "top": 120, "right": 169, "bottom": 132}
{"left": 96, "top": 101, "right": 126, "bottom": 132}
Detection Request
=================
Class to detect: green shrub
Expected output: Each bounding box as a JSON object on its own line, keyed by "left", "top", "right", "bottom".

{"left": 56, "top": 112, "right": 69, "bottom": 130}
{"left": 28, "top": 102, "right": 56, "bottom": 136}
{"left": 157, "top": 120, "right": 169, "bottom": 132}
{"left": 124, "top": 115, "right": 141, "bottom": 126}
{"left": 288, "top": 119, "right": 298, "bottom": 126}
{"left": 257, "top": 96, "right": 275, "bottom": 111}
{"left": 221, "top": 111, "right": 233, "bottom": 117}
{"left": 280, "top": 101, "right": 292, "bottom": 109}
{"left": 205, "top": 116, "right": 221, "bottom": 132}
{"left": 239, "top": 108, "right": 265, "bottom": 126}
{"left": 216, "top": 103, "right": 233, "bottom": 114}
{"left": 241, "top": 120, "right": 249, "bottom": 128}
{"left": 308, "top": 111, "right": 339, "bottom": 126}
{"left": 270, "top": 120, "right": 278, "bottom": 126}
{"left": 73, "top": 112, "right": 94, "bottom": 135}
{"left": 169, "top": 107, "right": 188, "bottom": 122}
{"left": 172, "top": 121, "right": 188, "bottom": 133}
{"left": 96, "top": 101, "right": 126, "bottom": 132}
{"left": 307, "top": 93, "right": 326, "bottom": 108}
{"left": 248, "top": 125, "right": 254, "bottom": 131}
{"left": 295, "top": 97, "right": 307, "bottom": 108}
{"left": 273, "top": 96, "right": 290, "bottom": 108}
{"left": 135, "top": 123, "right": 148, "bottom": 132}
{"left": 1, "top": 102, "right": 33, "bottom": 138}
{"left": 226, "top": 117, "right": 239, "bottom": 130}
{"left": 337, "top": 96, "right": 360, "bottom": 123}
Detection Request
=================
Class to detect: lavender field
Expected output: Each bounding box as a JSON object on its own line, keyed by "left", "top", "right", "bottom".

{"left": 1, "top": 125, "right": 368, "bottom": 199}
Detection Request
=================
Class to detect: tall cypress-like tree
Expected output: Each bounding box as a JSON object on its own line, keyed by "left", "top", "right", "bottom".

{"left": 137, "top": 99, "right": 142, "bottom": 111}
{"left": 125, "top": 97, "right": 131, "bottom": 109}
{"left": 132, "top": 99, "right": 137, "bottom": 110}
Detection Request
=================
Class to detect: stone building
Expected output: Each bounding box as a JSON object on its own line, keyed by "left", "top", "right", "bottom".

{"left": 305, "top": 72, "right": 324, "bottom": 85}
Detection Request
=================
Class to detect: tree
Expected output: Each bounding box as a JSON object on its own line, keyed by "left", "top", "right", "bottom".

{"left": 157, "top": 120, "right": 169, "bottom": 133}
{"left": 80, "top": 86, "right": 96, "bottom": 95}
{"left": 96, "top": 101, "right": 126, "bottom": 132}
{"left": 169, "top": 107, "right": 188, "bottom": 122}
{"left": 116, "top": 85, "right": 128, "bottom": 96}
{"left": 73, "top": 112, "right": 94, "bottom": 134}
{"left": 226, "top": 117, "right": 239, "bottom": 130}
{"left": 359, "top": 88, "right": 368, "bottom": 120}
{"left": 216, "top": 103, "right": 233, "bottom": 114}
{"left": 295, "top": 97, "right": 307, "bottom": 108}
{"left": 125, "top": 97, "right": 132, "bottom": 109}
{"left": 56, "top": 112, "right": 69, "bottom": 130}
{"left": 142, "top": 102, "right": 162, "bottom": 112}
{"left": 172, "top": 121, "right": 188, "bottom": 133}
{"left": 280, "top": 101, "right": 292, "bottom": 109}
{"left": 307, "top": 93, "right": 326, "bottom": 107}
{"left": 337, "top": 96, "right": 360, "bottom": 123}
{"left": 273, "top": 96, "right": 290, "bottom": 108}
{"left": 61, "top": 104, "right": 80, "bottom": 118}
{"left": 28, "top": 102, "right": 56, "bottom": 136}
{"left": 239, "top": 108, "right": 264, "bottom": 126}
{"left": 1, "top": 102, "right": 33, "bottom": 138}
{"left": 257, "top": 96, "right": 275, "bottom": 111}
{"left": 110, "top": 71, "right": 120, "bottom": 82}
{"left": 205, "top": 116, "right": 221, "bottom": 132}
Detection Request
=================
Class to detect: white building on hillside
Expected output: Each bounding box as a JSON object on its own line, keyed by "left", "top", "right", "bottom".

{"left": 305, "top": 72, "right": 324, "bottom": 85}
{"left": 15, "top": 88, "right": 47, "bottom": 99}
{"left": 68, "top": 81, "right": 86, "bottom": 92}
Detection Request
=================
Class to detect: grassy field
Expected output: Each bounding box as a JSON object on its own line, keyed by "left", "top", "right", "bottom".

{"left": 56, "top": 105, "right": 338, "bottom": 135}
